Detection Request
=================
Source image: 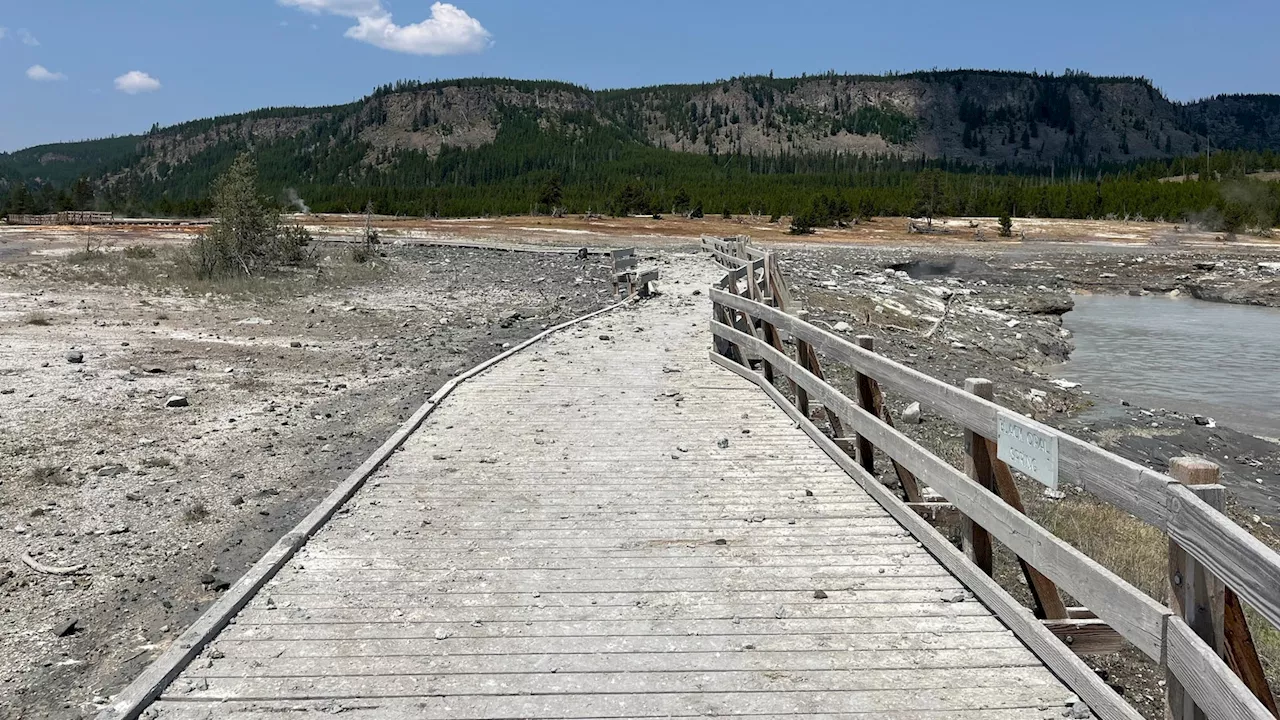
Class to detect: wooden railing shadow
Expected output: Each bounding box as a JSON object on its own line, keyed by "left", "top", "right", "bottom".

{"left": 702, "top": 234, "right": 1280, "bottom": 720}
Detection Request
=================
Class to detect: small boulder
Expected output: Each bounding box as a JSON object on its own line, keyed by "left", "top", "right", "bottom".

{"left": 901, "top": 402, "right": 922, "bottom": 425}
{"left": 52, "top": 618, "right": 79, "bottom": 637}
{"left": 832, "top": 321, "right": 852, "bottom": 333}
{"left": 65, "top": 352, "right": 84, "bottom": 364}
{"left": 165, "top": 396, "right": 189, "bottom": 408}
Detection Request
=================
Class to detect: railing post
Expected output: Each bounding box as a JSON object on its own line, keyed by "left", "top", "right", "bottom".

{"left": 853, "top": 336, "right": 877, "bottom": 475}
{"left": 794, "top": 340, "right": 811, "bottom": 418}
{"left": 962, "top": 378, "right": 995, "bottom": 576}
{"left": 1166, "top": 457, "right": 1226, "bottom": 720}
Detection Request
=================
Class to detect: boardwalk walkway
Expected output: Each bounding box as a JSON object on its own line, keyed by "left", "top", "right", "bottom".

{"left": 147, "top": 259, "right": 1077, "bottom": 719}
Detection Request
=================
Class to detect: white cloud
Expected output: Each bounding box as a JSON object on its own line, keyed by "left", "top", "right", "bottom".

{"left": 0, "top": 27, "right": 9, "bottom": 40}
{"left": 26, "top": 65, "right": 67, "bottom": 82}
{"left": 18, "top": 28, "right": 38, "bottom": 46}
{"left": 279, "top": 0, "right": 491, "bottom": 55}
{"left": 115, "top": 70, "right": 161, "bottom": 94}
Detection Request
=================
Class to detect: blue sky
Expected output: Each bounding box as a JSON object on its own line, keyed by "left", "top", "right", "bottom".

{"left": 2, "top": 0, "right": 1277, "bottom": 152}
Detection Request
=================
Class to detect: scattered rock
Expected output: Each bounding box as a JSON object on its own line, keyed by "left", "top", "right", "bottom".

{"left": 716, "top": 438, "right": 730, "bottom": 449}
{"left": 832, "top": 321, "right": 852, "bottom": 333}
{"left": 1066, "top": 701, "right": 1092, "bottom": 719}
{"left": 97, "top": 465, "right": 125, "bottom": 477}
{"left": 902, "top": 402, "right": 922, "bottom": 425}
{"left": 1193, "top": 415, "right": 1211, "bottom": 426}
{"left": 165, "top": 396, "right": 189, "bottom": 408}
{"left": 52, "top": 619, "right": 79, "bottom": 637}
{"left": 65, "top": 352, "right": 84, "bottom": 364}
{"left": 812, "top": 589, "right": 828, "bottom": 599}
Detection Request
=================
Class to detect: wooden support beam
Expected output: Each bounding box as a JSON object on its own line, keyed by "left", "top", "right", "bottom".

{"left": 794, "top": 340, "right": 812, "bottom": 419}
{"left": 852, "top": 339, "right": 924, "bottom": 503}
{"left": 1167, "top": 457, "right": 1227, "bottom": 720}
{"left": 982, "top": 435, "right": 1069, "bottom": 620}
{"left": 962, "top": 378, "right": 995, "bottom": 576}
{"left": 803, "top": 343, "right": 846, "bottom": 440}
{"left": 852, "top": 336, "right": 877, "bottom": 475}
{"left": 908, "top": 501, "right": 960, "bottom": 526}
{"left": 1042, "top": 618, "right": 1125, "bottom": 656}
{"left": 1223, "top": 588, "right": 1280, "bottom": 717}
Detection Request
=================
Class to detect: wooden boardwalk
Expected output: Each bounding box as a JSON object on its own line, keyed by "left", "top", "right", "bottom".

{"left": 147, "top": 260, "right": 1077, "bottom": 719}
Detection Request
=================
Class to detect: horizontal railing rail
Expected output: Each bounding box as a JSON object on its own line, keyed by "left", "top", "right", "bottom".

{"left": 702, "top": 234, "right": 1280, "bottom": 720}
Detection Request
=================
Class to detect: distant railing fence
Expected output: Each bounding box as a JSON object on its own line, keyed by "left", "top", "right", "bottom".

{"left": 4, "top": 211, "right": 114, "bottom": 225}
{"left": 702, "top": 234, "right": 1280, "bottom": 720}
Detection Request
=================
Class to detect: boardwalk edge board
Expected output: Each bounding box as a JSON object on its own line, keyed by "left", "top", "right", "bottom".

{"left": 96, "top": 291, "right": 639, "bottom": 720}
{"left": 709, "top": 352, "right": 1143, "bottom": 720}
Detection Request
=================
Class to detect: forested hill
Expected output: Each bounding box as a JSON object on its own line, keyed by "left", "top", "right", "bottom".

{"left": 3, "top": 70, "right": 1280, "bottom": 221}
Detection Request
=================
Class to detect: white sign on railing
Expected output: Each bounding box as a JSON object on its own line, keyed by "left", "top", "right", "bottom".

{"left": 996, "top": 411, "right": 1059, "bottom": 489}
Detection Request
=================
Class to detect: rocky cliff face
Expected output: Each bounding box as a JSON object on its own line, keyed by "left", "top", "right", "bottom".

{"left": 6, "top": 72, "right": 1280, "bottom": 184}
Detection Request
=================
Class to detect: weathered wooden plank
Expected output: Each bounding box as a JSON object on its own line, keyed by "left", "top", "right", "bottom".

{"left": 239, "top": 575, "right": 973, "bottom": 598}
{"left": 219, "top": 615, "right": 1012, "bottom": 642}
{"left": 151, "top": 695, "right": 1075, "bottom": 720}
{"left": 710, "top": 352, "right": 1143, "bottom": 720}
{"left": 1042, "top": 619, "right": 1125, "bottom": 655}
{"left": 210, "top": 629, "right": 1035, "bottom": 657}
{"left": 711, "top": 323, "right": 1172, "bottom": 661}
{"left": 181, "top": 647, "right": 1046, "bottom": 678}
{"left": 1166, "top": 616, "right": 1276, "bottom": 720}
{"left": 175, "top": 667, "right": 1067, "bottom": 701}
{"left": 281, "top": 553, "right": 947, "bottom": 570}
{"left": 256, "top": 564, "right": 960, "bottom": 583}
{"left": 253, "top": 587, "right": 986, "bottom": 610}
{"left": 232, "top": 601, "right": 993, "bottom": 625}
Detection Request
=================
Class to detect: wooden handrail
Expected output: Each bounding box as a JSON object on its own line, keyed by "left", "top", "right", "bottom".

{"left": 702, "top": 235, "right": 1280, "bottom": 720}
{"left": 711, "top": 286, "right": 1280, "bottom": 634}
{"left": 712, "top": 318, "right": 1170, "bottom": 659}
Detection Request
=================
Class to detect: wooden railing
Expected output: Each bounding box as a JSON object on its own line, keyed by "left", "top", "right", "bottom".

{"left": 703, "top": 234, "right": 1280, "bottom": 720}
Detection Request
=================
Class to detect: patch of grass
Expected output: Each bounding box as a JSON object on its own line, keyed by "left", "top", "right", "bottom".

{"left": 66, "top": 248, "right": 110, "bottom": 264}
{"left": 1040, "top": 494, "right": 1166, "bottom": 596}
{"left": 122, "top": 245, "right": 157, "bottom": 259}
{"left": 349, "top": 243, "right": 378, "bottom": 264}
{"left": 26, "top": 465, "right": 75, "bottom": 487}
{"left": 23, "top": 311, "right": 52, "bottom": 326}
{"left": 183, "top": 501, "right": 210, "bottom": 523}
